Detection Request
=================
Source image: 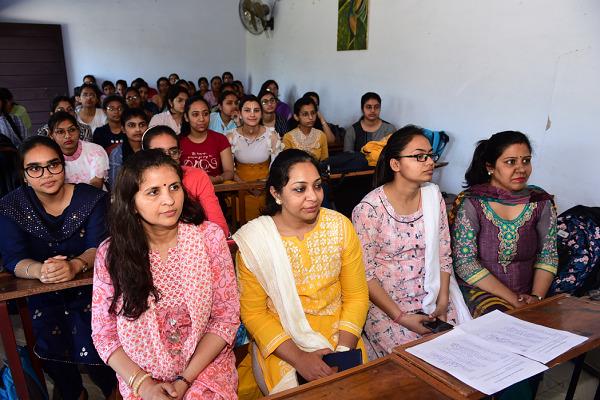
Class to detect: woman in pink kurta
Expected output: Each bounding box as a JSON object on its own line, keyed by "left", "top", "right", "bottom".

{"left": 351, "top": 126, "right": 463, "bottom": 360}
{"left": 91, "top": 149, "right": 239, "bottom": 399}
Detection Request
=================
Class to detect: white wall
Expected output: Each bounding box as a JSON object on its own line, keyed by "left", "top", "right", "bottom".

{"left": 0, "top": 0, "right": 246, "bottom": 89}
{"left": 246, "top": 0, "right": 600, "bottom": 210}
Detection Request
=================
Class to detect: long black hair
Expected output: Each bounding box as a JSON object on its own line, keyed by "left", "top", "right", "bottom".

{"left": 373, "top": 125, "right": 427, "bottom": 188}
{"left": 464, "top": 131, "right": 532, "bottom": 188}
{"left": 180, "top": 95, "right": 210, "bottom": 136}
{"left": 141, "top": 125, "right": 178, "bottom": 150}
{"left": 263, "top": 149, "right": 320, "bottom": 216}
{"left": 106, "top": 149, "right": 206, "bottom": 319}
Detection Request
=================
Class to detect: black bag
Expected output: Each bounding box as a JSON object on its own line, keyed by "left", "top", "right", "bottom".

{"left": 322, "top": 152, "right": 369, "bottom": 175}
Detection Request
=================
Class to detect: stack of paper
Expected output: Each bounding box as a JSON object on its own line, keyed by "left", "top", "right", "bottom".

{"left": 406, "top": 310, "right": 588, "bottom": 395}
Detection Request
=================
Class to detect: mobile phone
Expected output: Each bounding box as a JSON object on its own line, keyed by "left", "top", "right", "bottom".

{"left": 296, "top": 349, "right": 362, "bottom": 385}
{"left": 415, "top": 311, "right": 454, "bottom": 333}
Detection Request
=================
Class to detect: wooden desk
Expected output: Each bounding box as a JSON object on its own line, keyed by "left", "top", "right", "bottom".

{"left": 0, "top": 270, "right": 94, "bottom": 400}
{"left": 393, "top": 294, "right": 600, "bottom": 399}
{"left": 265, "top": 354, "right": 456, "bottom": 400}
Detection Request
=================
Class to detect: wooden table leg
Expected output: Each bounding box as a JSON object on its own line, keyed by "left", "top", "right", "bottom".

{"left": 565, "top": 353, "right": 586, "bottom": 400}
{"left": 0, "top": 301, "right": 30, "bottom": 400}
{"left": 16, "top": 298, "right": 46, "bottom": 388}
{"left": 238, "top": 190, "right": 247, "bottom": 226}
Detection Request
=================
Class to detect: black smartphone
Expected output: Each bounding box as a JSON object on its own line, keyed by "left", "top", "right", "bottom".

{"left": 296, "top": 349, "right": 362, "bottom": 385}
{"left": 415, "top": 311, "right": 454, "bottom": 333}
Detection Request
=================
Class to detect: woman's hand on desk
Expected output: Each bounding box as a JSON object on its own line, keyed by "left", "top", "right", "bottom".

{"left": 40, "top": 256, "right": 77, "bottom": 283}
{"left": 398, "top": 313, "right": 434, "bottom": 335}
{"left": 293, "top": 348, "right": 338, "bottom": 382}
{"left": 517, "top": 294, "right": 541, "bottom": 305}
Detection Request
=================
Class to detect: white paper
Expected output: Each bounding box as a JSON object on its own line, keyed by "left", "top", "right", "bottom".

{"left": 406, "top": 329, "right": 548, "bottom": 395}
{"left": 455, "top": 310, "right": 588, "bottom": 364}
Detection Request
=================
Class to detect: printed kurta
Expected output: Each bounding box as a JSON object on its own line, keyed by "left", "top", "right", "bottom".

{"left": 92, "top": 222, "right": 240, "bottom": 399}
{"left": 352, "top": 186, "right": 458, "bottom": 359}
{"left": 237, "top": 208, "right": 369, "bottom": 392}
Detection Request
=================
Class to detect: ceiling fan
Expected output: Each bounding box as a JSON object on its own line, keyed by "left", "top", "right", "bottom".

{"left": 239, "top": 0, "right": 277, "bottom": 36}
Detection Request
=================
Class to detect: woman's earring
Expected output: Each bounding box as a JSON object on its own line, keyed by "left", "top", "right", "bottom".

{"left": 275, "top": 198, "right": 282, "bottom": 205}
{"left": 487, "top": 170, "right": 493, "bottom": 176}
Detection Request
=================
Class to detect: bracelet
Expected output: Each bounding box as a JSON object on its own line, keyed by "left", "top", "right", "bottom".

{"left": 335, "top": 345, "right": 350, "bottom": 352}
{"left": 531, "top": 293, "right": 543, "bottom": 301}
{"left": 72, "top": 257, "right": 89, "bottom": 274}
{"left": 392, "top": 310, "right": 404, "bottom": 324}
{"left": 128, "top": 370, "right": 143, "bottom": 388}
{"left": 174, "top": 375, "right": 192, "bottom": 388}
{"left": 24, "top": 261, "right": 36, "bottom": 278}
{"left": 132, "top": 373, "right": 152, "bottom": 396}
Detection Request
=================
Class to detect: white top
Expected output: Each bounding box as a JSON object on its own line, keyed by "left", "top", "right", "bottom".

{"left": 226, "top": 127, "right": 283, "bottom": 165}
{"left": 64, "top": 140, "right": 109, "bottom": 187}
{"left": 76, "top": 108, "right": 107, "bottom": 134}
{"left": 149, "top": 111, "right": 181, "bottom": 134}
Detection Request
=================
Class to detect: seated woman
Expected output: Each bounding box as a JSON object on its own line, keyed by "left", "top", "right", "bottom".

{"left": 0, "top": 136, "right": 115, "bottom": 400}
{"left": 259, "top": 89, "right": 288, "bottom": 137}
{"left": 76, "top": 83, "right": 107, "bottom": 134}
{"left": 343, "top": 92, "right": 396, "bottom": 153}
{"left": 352, "top": 126, "right": 471, "bottom": 360}
{"left": 283, "top": 97, "right": 329, "bottom": 162}
{"left": 286, "top": 92, "right": 336, "bottom": 144}
{"left": 234, "top": 149, "right": 369, "bottom": 395}
{"left": 152, "top": 76, "right": 170, "bottom": 112}
{"left": 1, "top": 87, "right": 32, "bottom": 131}
{"left": 36, "top": 95, "right": 93, "bottom": 142}
{"left": 259, "top": 80, "right": 291, "bottom": 120}
{"left": 450, "top": 131, "right": 558, "bottom": 317}
{"left": 226, "top": 95, "right": 283, "bottom": 221}
{"left": 48, "top": 111, "right": 108, "bottom": 189}
{"left": 208, "top": 90, "right": 240, "bottom": 134}
{"left": 179, "top": 96, "right": 234, "bottom": 184}
{"left": 0, "top": 90, "right": 27, "bottom": 147}
{"left": 149, "top": 86, "right": 189, "bottom": 134}
{"left": 108, "top": 108, "right": 148, "bottom": 189}
{"left": 92, "top": 149, "right": 239, "bottom": 399}
{"left": 92, "top": 95, "right": 127, "bottom": 151}
{"left": 142, "top": 125, "right": 229, "bottom": 236}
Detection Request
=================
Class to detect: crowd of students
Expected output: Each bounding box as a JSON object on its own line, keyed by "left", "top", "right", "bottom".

{"left": 0, "top": 72, "right": 557, "bottom": 400}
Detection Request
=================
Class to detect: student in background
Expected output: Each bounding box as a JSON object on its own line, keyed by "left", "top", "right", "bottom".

{"left": 37, "top": 96, "right": 93, "bottom": 142}
{"left": 233, "top": 80, "right": 245, "bottom": 98}
{"left": 259, "top": 89, "right": 288, "bottom": 137}
{"left": 343, "top": 92, "right": 396, "bottom": 153}
{"left": 0, "top": 136, "right": 116, "bottom": 399}
{"left": 137, "top": 81, "right": 159, "bottom": 117}
{"left": 197, "top": 77, "right": 209, "bottom": 98}
{"left": 209, "top": 90, "right": 240, "bottom": 134}
{"left": 76, "top": 83, "right": 107, "bottom": 134}
{"left": 283, "top": 97, "right": 328, "bottom": 162}
{"left": 124, "top": 87, "right": 142, "bottom": 110}
{"left": 115, "top": 79, "right": 127, "bottom": 97}
{"left": 142, "top": 125, "right": 229, "bottom": 236}
{"left": 204, "top": 76, "right": 223, "bottom": 109}
{"left": 0, "top": 87, "right": 32, "bottom": 131}
{"left": 101, "top": 80, "right": 116, "bottom": 98}
{"left": 352, "top": 126, "right": 471, "bottom": 360}
{"left": 450, "top": 131, "right": 558, "bottom": 317}
{"left": 287, "top": 92, "right": 337, "bottom": 144}
{"left": 92, "top": 149, "right": 239, "bottom": 399}
{"left": 82, "top": 74, "right": 97, "bottom": 85}
{"left": 0, "top": 90, "right": 27, "bottom": 147}
{"left": 222, "top": 71, "right": 234, "bottom": 83}
{"left": 48, "top": 112, "right": 108, "bottom": 189}
{"left": 168, "top": 72, "right": 180, "bottom": 85}
{"left": 179, "top": 96, "right": 234, "bottom": 184}
{"left": 107, "top": 108, "right": 148, "bottom": 189}
{"left": 226, "top": 95, "right": 283, "bottom": 221}
{"left": 234, "top": 149, "right": 369, "bottom": 395}
{"left": 92, "top": 95, "right": 127, "bottom": 151}
{"left": 152, "top": 76, "right": 170, "bottom": 112}
{"left": 149, "top": 85, "right": 189, "bottom": 134}
{"left": 260, "top": 79, "right": 291, "bottom": 120}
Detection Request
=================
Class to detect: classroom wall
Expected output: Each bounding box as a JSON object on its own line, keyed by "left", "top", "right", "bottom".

{"left": 0, "top": 0, "right": 246, "bottom": 90}
{"left": 246, "top": 0, "right": 600, "bottom": 210}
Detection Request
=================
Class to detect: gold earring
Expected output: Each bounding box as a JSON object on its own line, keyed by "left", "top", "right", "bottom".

{"left": 488, "top": 170, "right": 493, "bottom": 176}
{"left": 275, "top": 198, "right": 282, "bottom": 205}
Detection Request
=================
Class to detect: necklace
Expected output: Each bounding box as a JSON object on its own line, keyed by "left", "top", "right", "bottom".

{"left": 239, "top": 127, "right": 263, "bottom": 145}
{"left": 295, "top": 128, "right": 319, "bottom": 150}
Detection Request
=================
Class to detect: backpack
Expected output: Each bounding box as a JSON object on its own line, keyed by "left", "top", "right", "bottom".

{"left": 548, "top": 206, "right": 600, "bottom": 296}
{"left": 0, "top": 345, "right": 48, "bottom": 400}
{"left": 422, "top": 129, "right": 450, "bottom": 157}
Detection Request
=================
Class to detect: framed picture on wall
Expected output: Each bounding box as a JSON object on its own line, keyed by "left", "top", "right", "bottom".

{"left": 337, "top": 0, "right": 369, "bottom": 51}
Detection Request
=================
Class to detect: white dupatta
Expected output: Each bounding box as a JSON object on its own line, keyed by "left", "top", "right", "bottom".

{"left": 420, "top": 183, "right": 472, "bottom": 323}
{"left": 233, "top": 216, "right": 333, "bottom": 394}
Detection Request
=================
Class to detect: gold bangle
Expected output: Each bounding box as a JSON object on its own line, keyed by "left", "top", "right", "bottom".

{"left": 133, "top": 373, "right": 152, "bottom": 397}
{"left": 128, "top": 369, "right": 143, "bottom": 388}
{"left": 72, "top": 256, "right": 89, "bottom": 273}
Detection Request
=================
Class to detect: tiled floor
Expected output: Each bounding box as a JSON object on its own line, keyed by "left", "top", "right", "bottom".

{"left": 1, "top": 313, "right": 599, "bottom": 399}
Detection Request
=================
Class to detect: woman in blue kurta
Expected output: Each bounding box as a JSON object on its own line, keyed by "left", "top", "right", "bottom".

{"left": 0, "top": 136, "right": 115, "bottom": 400}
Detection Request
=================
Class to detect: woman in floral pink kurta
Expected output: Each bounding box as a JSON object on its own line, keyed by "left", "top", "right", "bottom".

{"left": 352, "top": 186, "right": 459, "bottom": 359}
{"left": 92, "top": 222, "right": 239, "bottom": 399}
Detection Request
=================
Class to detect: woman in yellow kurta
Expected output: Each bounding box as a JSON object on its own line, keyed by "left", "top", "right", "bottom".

{"left": 233, "top": 149, "right": 369, "bottom": 397}
{"left": 282, "top": 97, "right": 329, "bottom": 161}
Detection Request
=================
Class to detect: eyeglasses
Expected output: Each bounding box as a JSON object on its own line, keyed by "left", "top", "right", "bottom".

{"left": 106, "top": 106, "right": 123, "bottom": 112}
{"left": 126, "top": 95, "right": 139, "bottom": 101}
{"left": 162, "top": 148, "right": 181, "bottom": 158}
{"left": 24, "top": 161, "right": 64, "bottom": 178}
{"left": 396, "top": 153, "right": 440, "bottom": 162}
{"left": 55, "top": 107, "right": 74, "bottom": 113}
{"left": 261, "top": 98, "right": 276, "bottom": 105}
{"left": 81, "top": 93, "right": 96, "bottom": 98}
{"left": 52, "top": 126, "right": 79, "bottom": 137}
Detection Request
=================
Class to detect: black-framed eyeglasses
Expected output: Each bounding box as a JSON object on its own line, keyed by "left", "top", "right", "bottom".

{"left": 162, "top": 148, "right": 181, "bottom": 158}
{"left": 396, "top": 153, "right": 440, "bottom": 162}
{"left": 52, "top": 125, "right": 79, "bottom": 137}
{"left": 24, "top": 161, "right": 64, "bottom": 178}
